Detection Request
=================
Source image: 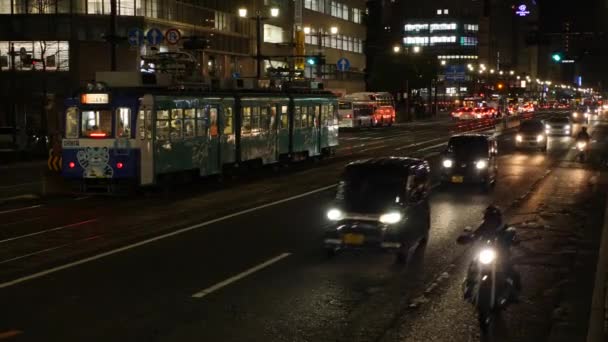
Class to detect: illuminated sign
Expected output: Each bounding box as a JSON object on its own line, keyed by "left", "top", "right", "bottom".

{"left": 520, "top": 80, "right": 527, "bottom": 88}
{"left": 562, "top": 59, "right": 575, "bottom": 63}
{"left": 404, "top": 37, "right": 429, "bottom": 45}
{"left": 430, "top": 36, "right": 457, "bottom": 44}
{"left": 404, "top": 24, "right": 429, "bottom": 31}
{"left": 515, "top": 4, "right": 530, "bottom": 17}
{"left": 81, "top": 93, "right": 109, "bottom": 104}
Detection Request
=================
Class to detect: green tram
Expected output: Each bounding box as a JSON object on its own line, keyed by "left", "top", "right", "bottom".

{"left": 62, "top": 87, "right": 339, "bottom": 187}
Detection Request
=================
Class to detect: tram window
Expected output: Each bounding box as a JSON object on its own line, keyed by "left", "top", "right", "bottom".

{"left": 138, "top": 110, "right": 145, "bottom": 140}
{"left": 145, "top": 110, "right": 152, "bottom": 140}
{"left": 223, "top": 106, "right": 234, "bottom": 135}
{"left": 313, "top": 105, "right": 320, "bottom": 127}
{"left": 81, "top": 110, "right": 112, "bottom": 138}
{"left": 242, "top": 107, "right": 251, "bottom": 134}
{"left": 156, "top": 110, "right": 170, "bottom": 141}
{"left": 209, "top": 107, "right": 219, "bottom": 137}
{"left": 170, "top": 109, "right": 183, "bottom": 140}
{"left": 294, "top": 106, "right": 301, "bottom": 128}
{"left": 260, "top": 107, "right": 269, "bottom": 132}
{"left": 301, "top": 107, "right": 308, "bottom": 128}
{"left": 116, "top": 107, "right": 131, "bottom": 138}
{"left": 270, "top": 106, "right": 277, "bottom": 130}
{"left": 65, "top": 107, "right": 79, "bottom": 138}
{"left": 183, "top": 108, "right": 196, "bottom": 138}
{"left": 195, "top": 108, "right": 207, "bottom": 137}
{"left": 321, "top": 105, "right": 329, "bottom": 127}
{"left": 251, "top": 107, "right": 260, "bottom": 133}
{"left": 280, "top": 105, "right": 288, "bottom": 129}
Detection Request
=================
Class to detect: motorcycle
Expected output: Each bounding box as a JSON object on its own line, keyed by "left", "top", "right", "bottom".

{"left": 457, "top": 228, "right": 520, "bottom": 333}
{"left": 576, "top": 140, "right": 588, "bottom": 162}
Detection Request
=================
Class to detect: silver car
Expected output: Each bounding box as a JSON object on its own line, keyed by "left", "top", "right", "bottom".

{"left": 544, "top": 117, "right": 572, "bottom": 136}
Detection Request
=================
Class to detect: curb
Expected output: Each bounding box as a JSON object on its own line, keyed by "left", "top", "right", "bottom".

{"left": 587, "top": 173, "right": 608, "bottom": 342}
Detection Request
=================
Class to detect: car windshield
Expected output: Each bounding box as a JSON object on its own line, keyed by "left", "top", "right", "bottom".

{"left": 338, "top": 102, "right": 352, "bottom": 110}
{"left": 520, "top": 121, "right": 544, "bottom": 132}
{"left": 337, "top": 167, "right": 404, "bottom": 213}
{"left": 447, "top": 137, "right": 488, "bottom": 158}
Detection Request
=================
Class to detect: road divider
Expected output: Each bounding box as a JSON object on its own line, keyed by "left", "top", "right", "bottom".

{"left": 192, "top": 253, "right": 292, "bottom": 299}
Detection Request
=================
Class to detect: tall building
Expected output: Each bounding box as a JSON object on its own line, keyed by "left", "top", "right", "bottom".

{"left": 0, "top": 0, "right": 368, "bottom": 133}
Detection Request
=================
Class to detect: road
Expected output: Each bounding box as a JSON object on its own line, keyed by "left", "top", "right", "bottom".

{"left": 0, "top": 110, "right": 606, "bottom": 341}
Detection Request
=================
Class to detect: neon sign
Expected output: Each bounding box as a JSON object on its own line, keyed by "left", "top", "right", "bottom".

{"left": 515, "top": 4, "right": 530, "bottom": 17}
{"left": 81, "top": 93, "right": 109, "bottom": 104}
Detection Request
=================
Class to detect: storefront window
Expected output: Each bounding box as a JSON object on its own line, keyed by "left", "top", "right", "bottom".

{"left": 0, "top": 41, "right": 70, "bottom": 71}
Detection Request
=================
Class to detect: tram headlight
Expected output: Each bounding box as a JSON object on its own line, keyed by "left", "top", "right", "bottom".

{"left": 516, "top": 134, "right": 523, "bottom": 142}
{"left": 326, "top": 208, "right": 343, "bottom": 221}
{"left": 479, "top": 248, "right": 497, "bottom": 265}
{"left": 475, "top": 160, "right": 487, "bottom": 169}
{"left": 537, "top": 134, "right": 545, "bottom": 142}
{"left": 573, "top": 112, "right": 578, "bottom": 118}
{"left": 442, "top": 159, "right": 453, "bottom": 168}
{"left": 379, "top": 212, "right": 402, "bottom": 224}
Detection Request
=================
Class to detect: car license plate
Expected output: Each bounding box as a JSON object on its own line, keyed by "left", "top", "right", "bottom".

{"left": 343, "top": 233, "right": 365, "bottom": 245}
{"left": 451, "top": 175, "right": 464, "bottom": 183}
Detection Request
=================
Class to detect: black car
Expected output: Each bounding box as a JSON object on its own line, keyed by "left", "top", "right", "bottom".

{"left": 440, "top": 134, "right": 498, "bottom": 189}
{"left": 515, "top": 120, "right": 547, "bottom": 151}
{"left": 324, "top": 157, "right": 431, "bottom": 264}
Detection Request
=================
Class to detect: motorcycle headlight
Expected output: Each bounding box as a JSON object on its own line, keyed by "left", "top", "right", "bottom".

{"left": 442, "top": 159, "right": 453, "bottom": 168}
{"left": 326, "top": 208, "right": 343, "bottom": 221}
{"left": 537, "top": 134, "right": 544, "bottom": 142}
{"left": 577, "top": 142, "right": 587, "bottom": 149}
{"left": 516, "top": 134, "right": 523, "bottom": 142}
{"left": 379, "top": 212, "right": 402, "bottom": 224}
{"left": 479, "top": 248, "right": 496, "bottom": 265}
{"left": 476, "top": 160, "right": 487, "bottom": 169}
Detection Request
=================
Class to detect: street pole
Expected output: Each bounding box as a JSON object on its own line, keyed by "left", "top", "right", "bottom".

{"left": 317, "top": 31, "right": 322, "bottom": 80}
{"left": 10, "top": 43, "right": 16, "bottom": 128}
{"left": 110, "top": 0, "right": 117, "bottom": 71}
{"left": 256, "top": 14, "right": 262, "bottom": 81}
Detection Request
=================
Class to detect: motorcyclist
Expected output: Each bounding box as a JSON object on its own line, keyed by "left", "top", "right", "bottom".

{"left": 576, "top": 126, "right": 590, "bottom": 143}
{"left": 463, "top": 205, "right": 521, "bottom": 302}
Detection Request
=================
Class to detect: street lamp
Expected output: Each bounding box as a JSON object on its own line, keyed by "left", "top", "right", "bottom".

{"left": 509, "top": 70, "right": 514, "bottom": 75}
{"left": 238, "top": 7, "right": 280, "bottom": 81}
{"left": 413, "top": 46, "right": 421, "bottom": 54}
{"left": 499, "top": 70, "right": 504, "bottom": 75}
{"left": 303, "top": 27, "right": 311, "bottom": 34}
{"left": 490, "top": 69, "right": 495, "bottom": 74}
{"left": 393, "top": 45, "right": 401, "bottom": 53}
{"left": 330, "top": 26, "right": 339, "bottom": 35}
{"left": 440, "top": 60, "right": 446, "bottom": 66}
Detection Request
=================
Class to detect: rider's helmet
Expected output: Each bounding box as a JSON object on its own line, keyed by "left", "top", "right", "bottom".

{"left": 581, "top": 126, "right": 588, "bottom": 133}
{"left": 483, "top": 205, "right": 503, "bottom": 227}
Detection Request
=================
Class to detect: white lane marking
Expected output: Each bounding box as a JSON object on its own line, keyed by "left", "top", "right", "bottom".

{"left": 0, "top": 235, "right": 101, "bottom": 265}
{"left": 394, "top": 137, "right": 445, "bottom": 151}
{"left": 0, "top": 205, "right": 42, "bottom": 216}
{"left": 424, "top": 152, "right": 441, "bottom": 159}
{"left": 417, "top": 142, "right": 447, "bottom": 152}
{"left": 74, "top": 196, "right": 90, "bottom": 201}
{"left": 0, "top": 181, "right": 41, "bottom": 190}
{"left": 0, "top": 219, "right": 97, "bottom": 244}
{"left": 192, "top": 253, "right": 292, "bottom": 299}
{"left": 0, "top": 185, "right": 335, "bottom": 290}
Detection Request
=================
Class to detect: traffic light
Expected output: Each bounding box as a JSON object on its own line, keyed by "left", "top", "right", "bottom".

{"left": 551, "top": 53, "right": 562, "bottom": 62}
{"left": 306, "top": 55, "right": 326, "bottom": 66}
{"left": 497, "top": 83, "right": 504, "bottom": 90}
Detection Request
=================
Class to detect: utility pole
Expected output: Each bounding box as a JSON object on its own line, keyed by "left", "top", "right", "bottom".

{"left": 110, "top": 0, "right": 117, "bottom": 71}
{"left": 255, "top": 13, "right": 262, "bottom": 80}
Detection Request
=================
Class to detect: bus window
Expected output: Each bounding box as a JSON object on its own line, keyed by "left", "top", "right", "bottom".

{"left": 301, "top": 107, "right": 308, "bottom": 128}
{"left": 65, "top": 107, "right": 79, "bottom": 138}
{"left": 280, "top": 105, "right": 288, "bottom": 129}
{"left": 183, "top": 108, "right": 196, "bottom": 138}
{"left": 195, "top": 108, "right": 207, "bottom": 137}
{"left": 116, "top": 107, "right": 131, "bottom": 138}
{"left": 156, "top": 110, "right": 170, "bottom": 140}
{"left": 223, "top": 106, "right": 234, "bottom": 135}
{"left": 81, "top": 110, "right": 112, "bottom": 138}
{"left": 251, "top": 107, "right": 260, "bottom": 133}
{"left": 294, "top": 106, "right": 302, "bottom": 128}
{"left": 170, "top": 109, "right": 183, "bottom": 140}
{"left": 209, "top": 107, "right": 218, "bottom": 137}
{"left": 242, "top": 107, "right": 251, "bottom": 134}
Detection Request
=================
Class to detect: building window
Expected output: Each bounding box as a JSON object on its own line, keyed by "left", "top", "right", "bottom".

{"left": 29, "top": 0, "right": 57, "bottom": 13}
{"left": 0, "top": 41, "right": 70, "bottom": 71}
{"left": 305, "top": 0, "right": 319, "bottom": 11}
{"left": 264, "top": 24, "right": 284, "bottom": 43}
{"left": 0, "top": 1, "right": 10, "bottom": 13}
{"left": 437, "top": 9, "right": 442, "bottom": 15}
{"left": 331, "top": 1, "right": 339, "bottom": 17}
{"left": 353, "top": 8, "right": 362, "bottom": 23}
{"left": 444, "top": 9, "right": 449, "bottom": 14}
{"left": 118, "top": 0, "right": 139, "bottom": 16}
{"left": 87, "top": 0, "right": 111, "bottom": 14}
{"left": 215, "top": 11, "right": 233, "bottom": 32}
{"left": 460, "top": 36, "right": 478, "bottom": 46}
{"left": 341, "top": 3, "right": 348, "bottom": 20}
{"left": 464, "top": 24, "right": 479, "bottom": 32}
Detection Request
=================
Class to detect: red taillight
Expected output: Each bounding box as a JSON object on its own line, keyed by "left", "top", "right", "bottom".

{"left": 69, "top": 162, "right": 75, "bottom": 168}
{"left": 346, "top": 114, "right": 352, "bottom": 118}
{"left": 116, "top": 162, "right": 124, "bottom": 169}
{"left": 90, "top": 132, "right": 107, "bottom": 138}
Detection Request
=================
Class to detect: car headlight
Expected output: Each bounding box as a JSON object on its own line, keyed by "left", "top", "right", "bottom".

{"left": 565, "top": 125, "right": 571, "bottom": 130}
{"left": 379, "top": 212, "right": 402, "bottom": 224}
{"left": 442, "top": 159, "right": 453, "bottom": 168}
{"left": 585, "top": 113, "right": 590, "bottom": 118}
{"left": 545, "top": 124, "right": 551, "bottom": 129}
{"left": 476, "top": 160, "right": 487, "bottom": 169}
{"left": 326, "top": 208, "right": 343, "bottom": 221}
{"left": 478, "top": 248, "right": 497, "bottom": 265}
{"left": 573, "top": 112, "right": 578, "bottom": 118}
{"left": 516, "top": 134, "right": 523, "bottom": 142}
{"left": 537, "top": 134, "right": 544, "bottom": 142}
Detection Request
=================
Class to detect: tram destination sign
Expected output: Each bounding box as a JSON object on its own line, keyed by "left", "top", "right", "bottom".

{"left": 81, "top": 93, "right": 109, "bottom": 104}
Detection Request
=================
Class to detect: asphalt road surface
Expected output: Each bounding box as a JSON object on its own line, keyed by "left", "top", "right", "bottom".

{"left": 0, "top": 110, "right": 606, "bottom": 342}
